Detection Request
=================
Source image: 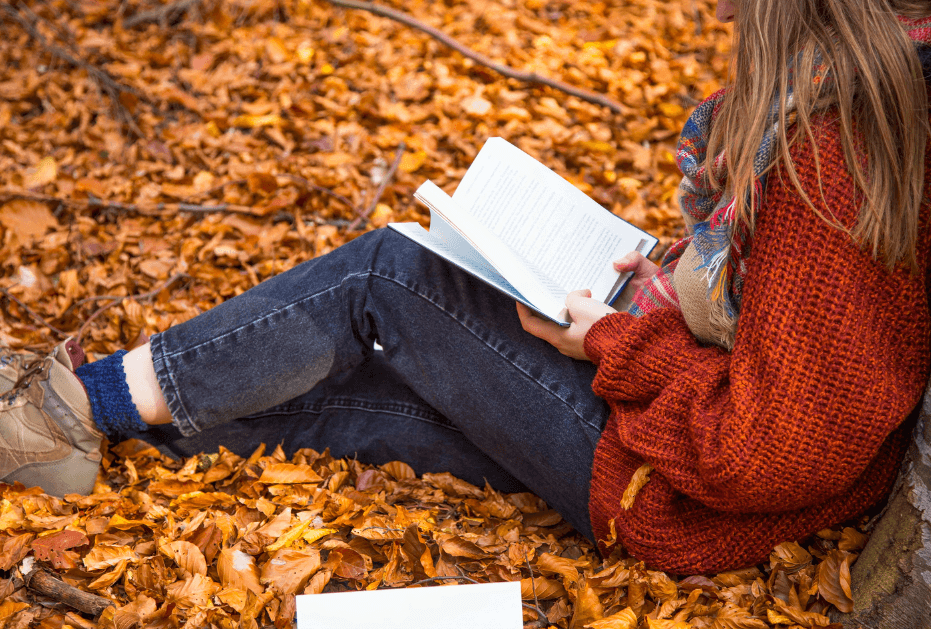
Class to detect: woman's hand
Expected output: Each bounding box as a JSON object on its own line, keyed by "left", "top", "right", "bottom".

{"left": 613, "top": 251, "right": 660, "bottom": 295}
{"left": 517, "top": 289, "right": 617, "bottom": 361}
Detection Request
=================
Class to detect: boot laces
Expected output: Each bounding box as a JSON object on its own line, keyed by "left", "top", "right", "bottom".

{"left": 0, "top": 356, "right": 52, "bottom": 403}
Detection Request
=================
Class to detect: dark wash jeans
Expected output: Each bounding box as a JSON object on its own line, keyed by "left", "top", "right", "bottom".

{"left": 139, "top": 228, "right": 610, "bottom": 540}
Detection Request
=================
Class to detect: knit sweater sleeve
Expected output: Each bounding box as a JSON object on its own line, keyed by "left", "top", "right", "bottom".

{"left": 583, "top": 122, "right": 931, "bottom": 515}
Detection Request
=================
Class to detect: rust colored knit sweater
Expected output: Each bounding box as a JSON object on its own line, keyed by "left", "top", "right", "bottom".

{"left": 583, "top": 110, "right": 931, "bottom": 575}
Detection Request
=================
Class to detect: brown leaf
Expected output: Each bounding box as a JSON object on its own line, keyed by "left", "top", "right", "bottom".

{"left": 0, "top": 200, "right": 59, "bottom": 242}
{"left": 585, "top": 607, "right": 637, "bottom": 629}
{"left": 217, "top": 547, "right": 263, "bottom": 594}
{"left": 83, "top": 545, "right": 139, "bottom": 570}
{"left": 569, "top": 579, "right": 604, "bottom": 629}
{"left": 520, "top": 576, "right": 566, "bottom": 600}
{"left": 328, "top": 548, "right": 366, "bottom": 580}
{"left": 770, "top": 541, "right": 812, "bottom": 572}
{"left": 31, "top": 530, "right": 89, "bottom": 561}
{"left": 165, "top": 574, "right": 219, "bottom": 609}
{"left": 162, "top": 540, "right": 208, "bottom": 576}
{"left": 260, "top": 548, "right": 321, "bottom": 594}
{"left": 837, "top": 527, "right": 869, "bottom": 552}
{"left": 381, "top": 460, "right": 415, "bottom": 480}
{"left": 815, "top": 549, "right": 855, "bottom": 613}
{"left": 439, "top": 535, "right": 488, "bottom": 559}
{"left": 259, "top": 463, "right": 323, "bottom": 484}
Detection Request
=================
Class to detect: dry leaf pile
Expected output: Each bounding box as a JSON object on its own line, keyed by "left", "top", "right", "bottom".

{"left": 0, "top": 0, "right": 869, "bottom": 627}
{"left": 1, "top": 440, "right": 866, "bottom": 629}
{"left": 0, "top": 0, "right": 732, "bottom": 353}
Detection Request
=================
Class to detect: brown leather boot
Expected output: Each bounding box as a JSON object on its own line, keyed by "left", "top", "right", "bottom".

{"left": 0, "top": 339, "right": 101, "bottom": 497}
{"left": 0, "top": 346, "right": 35, "bottom": 394}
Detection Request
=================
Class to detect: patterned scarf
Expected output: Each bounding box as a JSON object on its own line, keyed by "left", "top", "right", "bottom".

{"left": 628, "top": 16, "right": 931, "bottom": 349}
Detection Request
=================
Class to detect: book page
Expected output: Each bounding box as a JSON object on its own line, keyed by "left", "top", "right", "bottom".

{"left": 388, "top": 219, "right": 528, "bottom": 308}
{"left": 413, "top": 181, "right": 569, "bottom": 321}
{"left": 453, "top": 138, "right": 656, "bottom": 302}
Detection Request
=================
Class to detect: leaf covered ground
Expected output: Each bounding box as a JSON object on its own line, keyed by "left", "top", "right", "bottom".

{"left": 0, "top": 0, "right": 866, "bottom": 627}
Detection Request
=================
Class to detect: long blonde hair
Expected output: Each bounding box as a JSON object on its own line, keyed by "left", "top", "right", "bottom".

{"left": 707, "top": 0, "right": 929, "bottom": 268}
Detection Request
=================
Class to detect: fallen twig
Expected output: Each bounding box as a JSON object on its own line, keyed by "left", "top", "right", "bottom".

{"left": 322, "top": 0, "right": 626, "bottom": 115}
{"left": 123, "top": 0, "right": 202, "bottom": 28}
{"left": 347, "top": 142, "right": 405, "bottom": 231}
{"left": 0, "top": 287, "right": 67, "bottom": 339}
{"left": 0, "top": 2, "right": 144, "bottom": 137}
{"left": 75, "top": 273, "right": 187, "bottom": 345}
{"left": 0, "top": 190, "right": 263, "bottom": 217}
{"left": 25, "top": 568, "right": 112, "bottom": 618}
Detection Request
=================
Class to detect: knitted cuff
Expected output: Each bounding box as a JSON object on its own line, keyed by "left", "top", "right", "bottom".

{"left": 75, "top": 350, "right": 149, "bottom": 441}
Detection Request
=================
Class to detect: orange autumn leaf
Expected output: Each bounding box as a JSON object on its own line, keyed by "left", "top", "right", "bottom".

{"left": 520, "top": 576, "right": 567, "bottom": 600}
{"left": 217, "top": 548, "right": 263, "bottom": 594}
{"left": 259, "top": 548, "right": 321, "bottom": 594}
{"left": 259, "top": 463, "right": 323, "bottom": 484}
{"left": 815, "top": 549, "right": 855, "bottom": 613}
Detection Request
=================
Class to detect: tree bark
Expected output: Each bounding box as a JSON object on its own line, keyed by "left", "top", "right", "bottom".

{"left": 832, "top": 381, "right": 931, "bottom": 629}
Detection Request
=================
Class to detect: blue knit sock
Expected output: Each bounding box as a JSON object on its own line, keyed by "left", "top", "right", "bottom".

{"left": 76, "top": 350, "right": 149, "bottom": 441}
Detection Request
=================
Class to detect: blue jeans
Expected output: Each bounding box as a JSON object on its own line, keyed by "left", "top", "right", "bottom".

{"left": 140, "top": 229, "right": 610, "bottom": 540}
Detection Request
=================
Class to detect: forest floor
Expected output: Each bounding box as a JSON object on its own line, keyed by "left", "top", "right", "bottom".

{"left": 0, "top": 0, "right": 860, "bottom": 627}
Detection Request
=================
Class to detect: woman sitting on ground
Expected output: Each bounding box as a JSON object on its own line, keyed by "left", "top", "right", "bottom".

{"left": 1, "top": 0, "right": 930, "bottom": 575}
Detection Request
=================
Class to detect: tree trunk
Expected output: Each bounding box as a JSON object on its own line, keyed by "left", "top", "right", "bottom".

{"left": 832, "top": 382, "right": 931, "bottom": 629}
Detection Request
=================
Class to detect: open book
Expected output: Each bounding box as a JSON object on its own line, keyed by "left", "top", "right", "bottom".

{"left": 388, "top": 138, "right": 658, "bottom": 326}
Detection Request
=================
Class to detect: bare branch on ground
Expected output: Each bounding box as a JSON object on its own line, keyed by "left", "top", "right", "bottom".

{"left": 0, "top": 288, "right": 68, "bottom": 338}
{"left": 0, "top": 2, "right": 144, "bottom": 137}
{"left": 322, "top": 0, "right": 626, "bottom": 115}
{"left": 348, "top": 142, "right": 406, "bottom": 231}
{"left": 25, "top": 568, "right": 113, "bottom": 618}
{"left": 0, "top": 190, "right": 263, "bottom": 217}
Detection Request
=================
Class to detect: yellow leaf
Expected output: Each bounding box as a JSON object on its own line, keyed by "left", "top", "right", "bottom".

{"left": 398, "top": 151, "right": 427, "bottom": 173}
{"left": 266, "top": 519, "right": 311, "bottom": 551}
{"left": 620, "top": 463, "right": 653, "bottom": 510}
{"left": 232, "top": 114, "right": 282, "bottom": 128}
{"left": 657, "top": 102, "right": 685, "bottom": 117}
{"left": 297, "top": 41, "right": 314, "bottom": 64}
{"left": 577, "top": 140, "right": 614, "bottom": 153}
{"left": 302, "top": 527, "right": 337, "bottom": 544}
{"left": 766, "top": 609, "right": 794, "bottom": 625}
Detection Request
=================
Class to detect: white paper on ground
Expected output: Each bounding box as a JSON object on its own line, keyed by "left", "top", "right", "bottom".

{"left": 295, "top": 581, "right": 523, "bottom": 629}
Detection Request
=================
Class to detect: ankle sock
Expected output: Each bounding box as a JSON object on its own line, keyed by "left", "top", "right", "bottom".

{"left": 76, "top": 350, "right": 149, "bottom": 441}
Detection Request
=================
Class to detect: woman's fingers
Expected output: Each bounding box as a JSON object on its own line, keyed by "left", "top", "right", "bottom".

{"left": 613, "top": 251, "right": 645, "bottom": 271}
{"left": 516, "top": 302, "right": 563, "bottom": 344}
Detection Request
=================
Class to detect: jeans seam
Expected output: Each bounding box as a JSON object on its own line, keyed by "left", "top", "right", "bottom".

{"left": 155, "top": 271, "right": 377, "bottom": 361}
{"left": 244, "top": 401, "right": 463, "bottom": 432}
